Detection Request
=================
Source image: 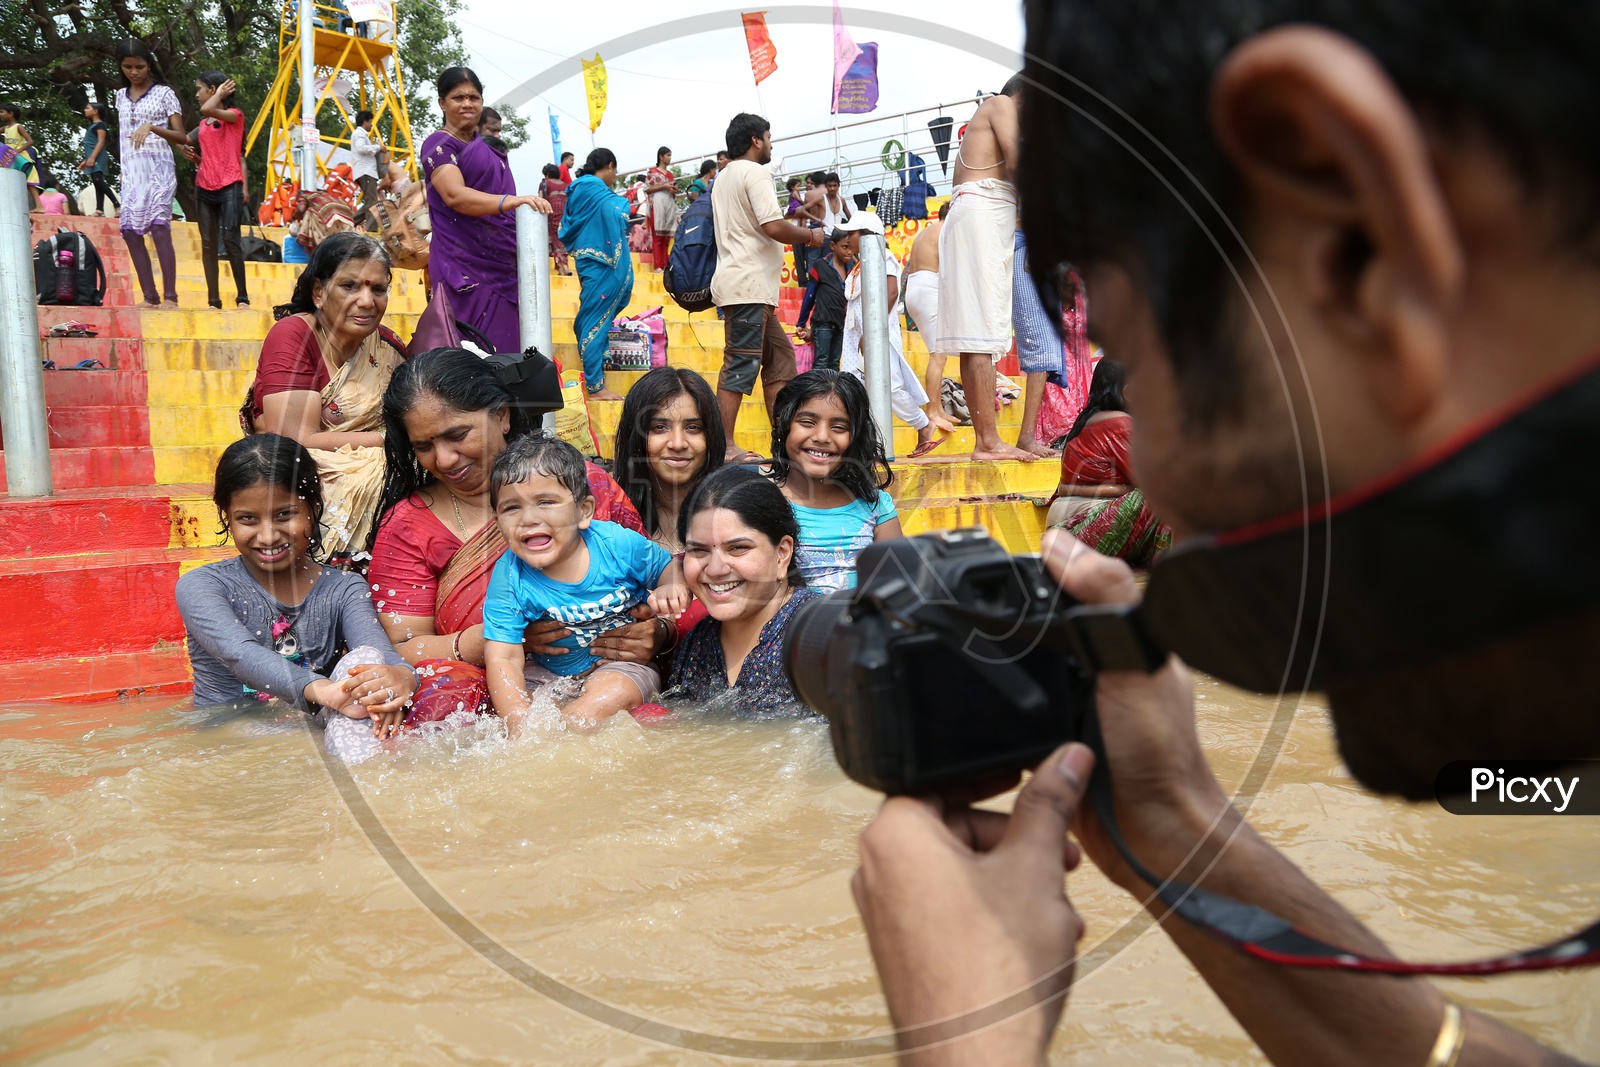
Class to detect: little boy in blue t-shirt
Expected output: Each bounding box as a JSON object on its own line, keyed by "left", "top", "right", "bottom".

{"left": 482, "top": 435, "right": 687, "bottom": 730}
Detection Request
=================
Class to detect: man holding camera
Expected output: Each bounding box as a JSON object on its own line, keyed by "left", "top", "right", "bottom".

{"left": 851, "top": 2, "right": 1599, "bottom": 1064}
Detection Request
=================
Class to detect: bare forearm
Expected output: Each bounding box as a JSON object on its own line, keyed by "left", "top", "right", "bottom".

{"left": 764, "top": 219, "right": 820, "bottom": 245}
{"left": 301, "top": 430, "right": 384, "bottom": 451}
{"left": 483, "top": 642, "right": 531, "bottom": 717}
{"left": 395, "top": 624, "right": 484, "bottom": 666}
{"left": 440, "top": 185, "right": 519, "bottom": 217}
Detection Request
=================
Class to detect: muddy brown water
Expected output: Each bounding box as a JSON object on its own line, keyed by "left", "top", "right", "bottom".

{"left": 1, "top": 682, "right": 1594, "bottom": 1063}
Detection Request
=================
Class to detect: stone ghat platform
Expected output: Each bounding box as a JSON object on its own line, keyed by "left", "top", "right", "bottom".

{"left": 0, "top": 214, "right": 1052, "bottom": 704}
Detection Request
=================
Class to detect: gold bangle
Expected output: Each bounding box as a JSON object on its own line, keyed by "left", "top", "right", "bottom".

{"left": 1425, "top": 1002, "right": 1465, "bottom": 1067}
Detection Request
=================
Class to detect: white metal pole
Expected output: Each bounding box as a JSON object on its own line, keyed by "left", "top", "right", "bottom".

{"left": 514, "top": 204, "right": 558, "bottom": 432}
{"left": 858, "top": 233, "right": 894, "bottom": 460}
{"left": 299, "top": 0, "right": 319, "bottom": 191}
{"left": 0, "top": 170, "right": 52, "bottom": 497}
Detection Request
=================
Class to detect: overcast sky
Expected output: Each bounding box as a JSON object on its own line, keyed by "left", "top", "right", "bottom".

{"left": 451, "top": 0, "right": 1025, "bottom": 193}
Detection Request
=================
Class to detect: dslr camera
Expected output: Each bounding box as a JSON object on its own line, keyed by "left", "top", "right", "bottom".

{"left": 783, "top": 528, "right": 1163, "bottom": 794}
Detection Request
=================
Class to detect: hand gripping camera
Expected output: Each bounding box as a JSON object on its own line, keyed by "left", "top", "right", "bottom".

{"left": 782, "top": 528, "right": 1164, "bottom": 795}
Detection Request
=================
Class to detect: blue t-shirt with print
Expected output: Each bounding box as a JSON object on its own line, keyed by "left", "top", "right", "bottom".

{"left": 790, "top": 490, "right": 898, "bottom": 593}
{"left": 481, "top": 520, "right": 672, "bottom": 675}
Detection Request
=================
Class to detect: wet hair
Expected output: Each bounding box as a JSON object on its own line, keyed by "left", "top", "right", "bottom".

{"left": 678, "top": 466, "right": 805, "bottom": 589}
{"left": 577, "top": 147, "right": 616, "bottom": 177}
{"left": 698, "top": 159, "right": 717, "bottom": 177}
{"left": 824, "top": 171, "right": 841, "bottom": 185}
{"left": 376, "top": 347, "right": 536, "bottom": 537}
{"left": 937, "top": 200, "right": 950, "bottom": 221}
{"left": 786, "top": 176, "right": 803, "bottom": 192}
{"left": 1059, "top": 358, "right": 1129, "bottom": 446}
{"left": 114, "top": 39, "right": 165, "bottom": 86}
{"left": 274, "top": 231, "right": 390, "bottom": 319}
{"left": 768, "top": 370, "right": 892, "bottom": 500}
{"left": 478, "top": 106, "right": 501, "bottom": 126}
{"left": 1021, "top": 0, "right": 1600, "bottom": 430}
{"left": 613, "top": 367, "right": 727, "bottom": 539}
{"left": 489, "top": 433, "right": 590, "bottom": 510}
{"left": 196, "top": 70, "right": 234, "bottom": 109}
{"left": 1000, "top": 72, "right": 1024, "bottom": 98}
{"left": 213, "top": 433, "right": 325, "bottom": 556}
{"left": 656, "top": 145, "right": 671, "bottom": 164}
{"left": 542, "top": 163, "right": 560, "bottom": 180}
{"left": 435, "top": 66, "right": 483, "bottom": 100}
{"left": 725, "top": 112, "right": 769, "bottom": 158}
{"left": 354, "top": 108, "right": 374, "bottom": 127}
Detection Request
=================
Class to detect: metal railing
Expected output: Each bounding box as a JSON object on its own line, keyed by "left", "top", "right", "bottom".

{"left": 0, "top": 169, "right": 51, "bottom": 498}
{"left": 514, "top": 204, "right": 558, "bottom": 433}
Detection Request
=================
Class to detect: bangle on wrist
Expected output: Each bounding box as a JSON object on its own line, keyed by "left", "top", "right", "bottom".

{"left": 451, "top": 630, "right": 463, "bottom": 661}
{"left": 1424, "top": 1003, "right": 1465, "bottom": 1067}
{"left": 498, "top": 194, "right": 508, "bottom": 214}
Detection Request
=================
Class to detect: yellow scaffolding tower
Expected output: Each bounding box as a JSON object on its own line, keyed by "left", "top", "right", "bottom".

{"left": 245, "top": 0, "right": 418, "bottom": 195}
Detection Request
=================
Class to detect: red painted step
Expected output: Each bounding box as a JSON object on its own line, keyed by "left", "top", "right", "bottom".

{"left": 0, "top": 551, "right": 187, "bottom": 661}
{"left": 41, "top": 367, "right": 148, "bottom": 406}
{"left": 43, "top": 405, "right": 151, "bottom": 449}
{"left": 0, "top": 490, "right": 172, "bottom": 558}
{"left": 36, "top": 306, "right": 142, "bottom": 338}
{"left": 0, "top": 446, "right": 156, "bottom": 492}
{"left": 7, "top": 648, "right": 192, "bottom": 705}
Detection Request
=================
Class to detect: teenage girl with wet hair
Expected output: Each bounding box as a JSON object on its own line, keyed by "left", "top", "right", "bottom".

{"left": 175, "top": 433, "right": 417, "bottom": 763}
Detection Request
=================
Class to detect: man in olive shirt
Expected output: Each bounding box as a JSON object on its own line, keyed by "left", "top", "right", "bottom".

{"left": 711, "top": 112, "right": 825, "bottom": 460}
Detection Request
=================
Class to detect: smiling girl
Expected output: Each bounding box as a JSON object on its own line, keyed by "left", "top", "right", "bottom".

{"left": 767, "top": 370, "right": 902, "bottom": 592}
{"left": 176, "top": 434, "right": 417, "bottom": 761}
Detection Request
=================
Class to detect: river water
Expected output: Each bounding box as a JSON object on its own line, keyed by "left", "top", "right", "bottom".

{"left": 1, "top": 681, "right": 1594, "bottom": 1064}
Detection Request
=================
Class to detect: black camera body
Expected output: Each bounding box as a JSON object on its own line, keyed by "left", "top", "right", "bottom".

{"left": 784, "top": 529, "right": 1162, "bottom": 795}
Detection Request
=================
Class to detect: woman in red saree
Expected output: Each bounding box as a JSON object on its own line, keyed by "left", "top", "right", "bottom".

{"left": 1045, "top": 358, "right": 1171, "bottom": 567}
{"left": 644, "top": 146, "right": 679, "bottom": 273}
{"left": 367, "top": 348, "right": 664, "bottom": 725}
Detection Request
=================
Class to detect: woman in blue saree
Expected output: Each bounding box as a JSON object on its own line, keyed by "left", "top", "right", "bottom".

{"left": 558, "top": 148, "right": 634, "bottom": 401}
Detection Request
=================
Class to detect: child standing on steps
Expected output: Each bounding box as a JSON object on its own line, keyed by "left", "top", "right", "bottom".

{"left": 481, "top": 434, "right": 689, "bottom": 734}
{"left": 184, "top": 71, "right": 251, "bottom": 309}
{"left": 176, "top": 434, "right": 417, "bottom": 764}
{"left": 78, "top": 102, "right": 119, "bottom": 217}
{"left": 112, "top": 39, "right": 185, "bottom": 308}
{"left": 767, "top": 370, "right": 903, "bottom": 593}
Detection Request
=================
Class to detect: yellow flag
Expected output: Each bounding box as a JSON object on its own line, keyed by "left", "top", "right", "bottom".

{"left": 581, "top": 53, "right": 607, "bottom": 133}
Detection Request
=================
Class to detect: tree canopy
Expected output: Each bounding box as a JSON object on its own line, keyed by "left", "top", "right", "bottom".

{"left": 0, "top": 0, "right": 526, "bottom": 210}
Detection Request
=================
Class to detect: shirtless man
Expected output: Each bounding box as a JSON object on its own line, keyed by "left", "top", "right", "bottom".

{"left": 904, "top": 200, "right": 952, "bottom": 433}
{"left": 803, "top": 171, "right": 851, "bottom": 232}
{"left": 935, "top": 75, "right": 1034, "bottom": 461}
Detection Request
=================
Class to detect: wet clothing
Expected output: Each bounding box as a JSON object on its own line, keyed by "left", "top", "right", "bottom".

{"left": 177, "top": 556, "right": 409, "bottom": 710}
{"left": 669, "top": 588, "right": 820, "bottom": 717}
{"left": 789, "top": 490, "right": 898, "bottom": 592}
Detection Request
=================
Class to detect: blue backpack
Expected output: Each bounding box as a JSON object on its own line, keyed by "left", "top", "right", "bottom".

{"left": 664, "top": 192, "right": 717, "bottom": 313}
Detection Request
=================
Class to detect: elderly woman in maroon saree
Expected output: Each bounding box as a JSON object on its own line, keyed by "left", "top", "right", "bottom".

{"left": 1045, "top": 358, "right": 1171, "bottom": 567}
{"left": 367, "top": 349, "right": 675, "bottom": 726}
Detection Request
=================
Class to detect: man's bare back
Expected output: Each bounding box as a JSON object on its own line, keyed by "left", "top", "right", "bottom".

{"left": 906, "top": 218, "right": 942, "bottom": 274}
{"left": 954, "top": 92, "right": 1019, "bottom": 186}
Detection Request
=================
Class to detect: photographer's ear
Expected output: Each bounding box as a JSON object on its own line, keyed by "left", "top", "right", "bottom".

{"left": 1211, "top": 26, "right": 1464, "bottom": 429}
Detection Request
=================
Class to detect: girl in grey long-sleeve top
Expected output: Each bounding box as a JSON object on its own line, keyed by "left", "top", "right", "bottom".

{"left": 176, "top": 434, "right": 416, "bottom": 761}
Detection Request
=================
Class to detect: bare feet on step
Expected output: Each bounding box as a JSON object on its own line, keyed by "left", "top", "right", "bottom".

{"left": 1015, "top": 435, "right": 1062, "bottom": 458}
{"left": 970, "top": 441, "right": 1040, "bottom": 462}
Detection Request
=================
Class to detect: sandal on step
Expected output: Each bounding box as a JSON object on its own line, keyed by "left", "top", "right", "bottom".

{"left": 908, "top": 434, "right": 950, "bottom": 459}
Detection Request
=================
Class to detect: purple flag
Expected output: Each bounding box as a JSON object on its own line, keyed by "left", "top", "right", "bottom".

{"left": 835, "top": 42, "right": 878, "bottom": 115}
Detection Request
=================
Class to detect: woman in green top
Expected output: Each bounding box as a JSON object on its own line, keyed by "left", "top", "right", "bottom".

{"left": 78, "top": 102, "right": 120, "bottom": 216}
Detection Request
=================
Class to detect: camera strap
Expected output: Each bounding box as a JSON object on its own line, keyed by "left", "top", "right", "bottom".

{"left": 1080, "top": 707, "right": 1600, "bottom": 974}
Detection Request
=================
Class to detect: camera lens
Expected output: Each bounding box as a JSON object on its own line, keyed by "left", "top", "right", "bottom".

{"left": 782, "top": 591, "right": 853, "bottom": 717}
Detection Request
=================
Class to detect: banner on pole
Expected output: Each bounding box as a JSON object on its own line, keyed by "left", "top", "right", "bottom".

{"left": 581, "top": 53, "right": 607, "bottom": 133}
{"left": 344, "top": 0, "right": 391, "bottom": 22}
{"left": 831, "top": 0, "right": 862, "bottom": 113}
{"left": 835, "top": 42, "right": 878, "bottom": 115}
{"left": 548, "top": 108, "right": 562, "bottom": 166}
{"left": 741, "top": 12, "right": 779, "bottom": 84}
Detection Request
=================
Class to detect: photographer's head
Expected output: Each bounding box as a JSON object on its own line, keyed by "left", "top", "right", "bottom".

{"left": 1021, "top": 0, "right": 1600, "bottom": 797}
{"left": 679, "top": 467, "right": 802, "bottom": 622}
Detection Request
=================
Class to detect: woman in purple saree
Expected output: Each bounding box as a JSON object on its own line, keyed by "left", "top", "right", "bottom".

{"left": 420, "top": 67, "right": 550, "bottom": 354}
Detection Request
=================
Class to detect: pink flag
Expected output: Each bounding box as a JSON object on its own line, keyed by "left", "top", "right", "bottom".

{"left": 831, "top": 0, "right": 862, "bottom": 113}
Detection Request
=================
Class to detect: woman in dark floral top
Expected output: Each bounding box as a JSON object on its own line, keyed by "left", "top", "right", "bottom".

{"left": 669, "top": 467, "right": 819, "bottom": 717}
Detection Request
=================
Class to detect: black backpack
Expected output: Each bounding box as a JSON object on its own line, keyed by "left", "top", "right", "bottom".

{"left": 34, "top": 229, "right": 108, "bottom": 307}
{"left": 664, "top": 192, "right": 717, "bottom": 312}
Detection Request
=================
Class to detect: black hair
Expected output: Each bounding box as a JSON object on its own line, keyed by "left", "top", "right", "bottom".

{"left": 656, "top": 145, "right": 671, "bottom": 164}
{"left": 0, "top": 103, "right": 18, "bottom": 120}
{"left": 489, "top": 433, "right": 590, "bottom": 510}
{"left": 577, "top": 147, "right": 616, "bottom": 177}
{"left": 613, "top": 367, "right": 726, "bottom": 539}
{"left": 678, "top": 466, "right": 805, "bottom": 590}
{"left": 354, "top": 108, "right": 374, "bottom": 126}
{"left": 786, "top": 176, "right": 803, "bottom": 191}
{"left": 999, "top": 72, "right": 1024, "bottom": 98}
{"left": 274, "top": 231, "right": 390, "bottom": 319}
{"left": 1059, "top": 358, "right": 1129, "bottom": 446}
{"left": 698, "top": 159, "right": 717, "bottom": 177}
{"left": 376, "top": 346, "right": 536, "bottom": 536}
{"left": 213, "top": 433, "right": 325, "bottom": 557}
{"left": 196, "top": 70, "right": 235, "bottom": 109}
{"left": 1021, "top": 0, "right": 1600, "bottom": 430}
{"left": 823, "top": 171, "right": 841, "bottom": 185}
{"left": 542, "top": 163, "right": 561, "bottom": 180}
{"left": 725, "top": 112, "right": 770, "bottom": 158}
{"left": 84, "top": 101, "right": 104, "bottom": 120}
{"left": 114, "top": 39, "right": 165, "bottom": 87}
{"left": 435, "top": 66, "right": 483, "bottom": 99}
{"left": 808, "top": 170, "right": 826, "bottom": 185}
{"left": 767, "top": 370, "right": 892, "bottom": 500}
{"left": 561, "top": 150, "right": 574, "bottom": 162}
{"left": 937, "top": 200, "right": 951, "bottom": 221}
{"left": 479, "top": 106, "right": 502, "bottom": 126}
